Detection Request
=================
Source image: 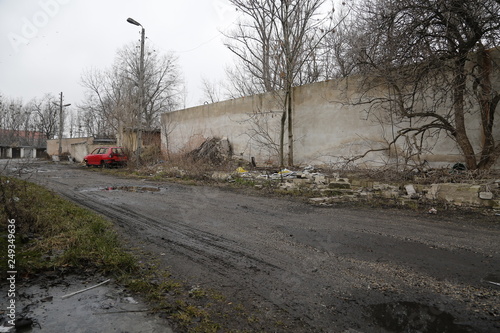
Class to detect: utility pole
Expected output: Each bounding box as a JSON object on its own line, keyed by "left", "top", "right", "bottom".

{"left": 56, "top": 92, "right": 71, "bottom": 156}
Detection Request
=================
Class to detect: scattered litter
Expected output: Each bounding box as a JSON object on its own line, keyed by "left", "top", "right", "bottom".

{"left": 93, "top": 309, "right": 151, "bottom": 315}
{"left": 61, "top": 279, "right": 111, "bottom": 299}
{"left": 123, "top": 297, "right": 139, "bottom": 304}
{"left": 236, "top": 167, "right": 248, "bottom": 173}
{"left": 278, "top": 168, "right": 294, "bottom": 175}
{"left": 428, "top": 208, "right": 437, "bottom": 214}
{"left": 485, "top": 280, "right": 500, "bottom": 287}
{"left": 266, "top": 169, "right": 297, "bottom": 179}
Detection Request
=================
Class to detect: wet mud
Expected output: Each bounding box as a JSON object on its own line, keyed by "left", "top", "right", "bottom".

{"left": 0, "top": 272, "right": 172, "bottom": 333}
{"left": 7, "top": 160, "right": 500, "bottom": 332}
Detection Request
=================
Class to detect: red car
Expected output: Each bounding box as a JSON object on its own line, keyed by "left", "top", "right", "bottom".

{"left": 83, "top": 147, "right": 128, "bottom": 167}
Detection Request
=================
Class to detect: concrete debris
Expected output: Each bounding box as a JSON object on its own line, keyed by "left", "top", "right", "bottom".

{"left": 479, "top": 192, "right": 494, "bottom": 200}
{"left": 309, "top": 197, "right": 332, "bottom": 205}
{"left": 313, "top": 174, "right": 328, "bottom": 184}
{"left": 405, "top": 184, "right": 416, "bottom": 196}
{"left": 212, "top": 171, "right": 233, "bottom": 181}
{"left": 329, "top": 180, "right": 351, "bottom": 189}
{"left": 229, "top": 165, "right": 498, "bottom": 209}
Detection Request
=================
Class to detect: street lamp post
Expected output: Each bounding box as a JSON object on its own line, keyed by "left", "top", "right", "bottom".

{"left": 127, "top": 17, "right": 145, "bottom": 166}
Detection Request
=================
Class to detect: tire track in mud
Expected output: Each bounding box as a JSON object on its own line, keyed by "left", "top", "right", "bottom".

{"left": 58, "top": 190, "right": 320, "bottom": 330}
{"left": 27, "top": 163, "right": 500, "bottom": 333}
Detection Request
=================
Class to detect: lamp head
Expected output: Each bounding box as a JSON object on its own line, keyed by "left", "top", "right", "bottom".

{"left": 127, "top": 17, "right": 141, "bottom": 26}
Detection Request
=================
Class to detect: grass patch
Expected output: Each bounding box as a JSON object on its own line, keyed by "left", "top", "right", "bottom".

{"left": 0, "top": 176, "right": 137, "bottom": 277}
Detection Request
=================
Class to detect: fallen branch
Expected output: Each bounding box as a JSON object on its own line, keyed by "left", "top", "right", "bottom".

{"left": 485, "top": 280, "right": 500, "bottom": 287}
{"left": 93, "top": 309, "right": 151, "bottom": 315}
{"left": 61, "top": 279, "right": 111, "bottom": 299}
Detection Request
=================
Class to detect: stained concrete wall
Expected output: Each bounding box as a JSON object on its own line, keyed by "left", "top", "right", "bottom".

{"left": 47, "top": 137, "right": 94, "bottom": 157}
{"left": 161, "top": 51, "right": 500, "bottom": 168}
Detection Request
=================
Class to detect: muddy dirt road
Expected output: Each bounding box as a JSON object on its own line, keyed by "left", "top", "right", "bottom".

{"left": 22, "top": 161, "right": 500, "bottom": 332}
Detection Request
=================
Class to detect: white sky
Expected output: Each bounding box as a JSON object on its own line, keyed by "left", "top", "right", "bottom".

{"left": 0, "top": 0, "right": 239, "bottom": 108}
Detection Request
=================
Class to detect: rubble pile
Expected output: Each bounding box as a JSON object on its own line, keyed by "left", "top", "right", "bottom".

{"left": 218, "top": 166, "right": 500, "bottom": 210}
{"left": 186, "top": 137, "right": 233, "bottom": 166}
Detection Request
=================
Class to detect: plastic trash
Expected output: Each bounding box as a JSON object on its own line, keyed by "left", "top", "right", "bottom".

{"left": 236, "top": 167, "right": 248, "bottom": 173}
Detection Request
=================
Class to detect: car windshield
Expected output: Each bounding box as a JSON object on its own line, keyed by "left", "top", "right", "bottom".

{"left": 97, "top": 148, "right": 108, "bottom": 154}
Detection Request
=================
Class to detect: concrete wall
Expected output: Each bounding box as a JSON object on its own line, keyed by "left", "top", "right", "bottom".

{"left": 162, "top": 52, "right": 500, "bottom": 168}
{"left": 47, "top": 137, "right": 94, "bottom": 157}
{"left": 47, "top": 137, "right": 103, "bottom": 162}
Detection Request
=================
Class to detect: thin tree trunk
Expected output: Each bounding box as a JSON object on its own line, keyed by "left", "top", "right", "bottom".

{"left": 287, "top": 86, "right": 294, "bottom": 166}
{"left": 477, "top": 47, "right": 500, "bottom": 169}
{"left": 453, "top": 57, "right": 477, "bottom": 169}
{"left": 280, "top": 107, "right": 286, "bottom": 168}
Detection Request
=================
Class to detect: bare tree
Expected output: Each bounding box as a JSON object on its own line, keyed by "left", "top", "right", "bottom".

{"left": 80, "top": 42, "right": 183, "bottom": 139}
{"left": 225, "top": 0, "right": 336, "bottom": 167}
{"left": 30, "top": 94, "right": 59, "bottom": 140}
{"left": 346, "top": 0, "right": 500, "bottom": 170}
{"left": 200, "top": 76, "right": 223, "bottom": 104}
{"left": 116, "top": 43, "right": 183, "bottom": 130}
{"left": 79, "top": 67, "right": 122, "bottom": 138}
{"left": 321, "top": 8, "right": 357, "bottom": 79}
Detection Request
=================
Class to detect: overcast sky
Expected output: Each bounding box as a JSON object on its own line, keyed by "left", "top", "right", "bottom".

{"left": 0, "top": 0, "right": 239, "bottom": 108}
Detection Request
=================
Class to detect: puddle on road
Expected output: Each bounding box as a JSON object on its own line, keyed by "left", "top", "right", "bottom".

{"left": 370, "top": 302, "right": 472, "bottom": 333}
{"left": 79, "top": 185, "right": 165, "bottom": 193}
{"left": 0, "top": 275, "right": 173, "bottom": 333}
{"left": 101, "top": 185, "right": 162, "bottom": 193}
